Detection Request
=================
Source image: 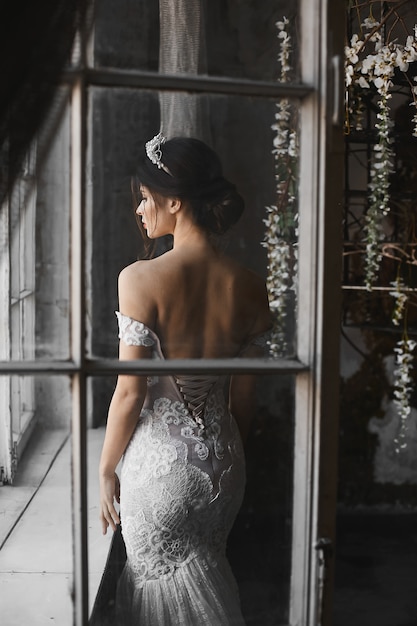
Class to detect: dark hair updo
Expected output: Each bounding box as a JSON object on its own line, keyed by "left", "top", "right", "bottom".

{"left": 136, "top": 137, "right": 244, "bottom": 235}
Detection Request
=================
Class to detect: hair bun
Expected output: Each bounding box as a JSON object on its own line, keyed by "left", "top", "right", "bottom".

{"left": 199, "top": 178, "right": 244, "bottom": 235}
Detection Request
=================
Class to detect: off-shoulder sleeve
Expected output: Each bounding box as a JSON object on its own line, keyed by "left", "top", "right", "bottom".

{"left": 115, "top": 311, "right": 156, "bottom": 347}
{"left": 250, "top": 329, "right": 272, "bottom": 350}
{"left": 239, "top": 328, "right": 272, "bottom": 356}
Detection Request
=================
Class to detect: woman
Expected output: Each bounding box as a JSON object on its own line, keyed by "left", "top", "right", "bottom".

{"left": 99, "top": 134, "right": 271, "bottom": 625}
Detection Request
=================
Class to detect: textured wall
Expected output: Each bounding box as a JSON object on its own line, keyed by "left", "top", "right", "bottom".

{"left": 35, "top": 96, "right": 71, "bottom": 430}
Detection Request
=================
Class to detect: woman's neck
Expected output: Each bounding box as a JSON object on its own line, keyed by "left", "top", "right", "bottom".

{"left": 171, "top": 216, "right": 212, "bottom": 252}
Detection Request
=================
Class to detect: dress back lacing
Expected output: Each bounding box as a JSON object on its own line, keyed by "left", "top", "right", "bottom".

{"left": 174, "top": 375, "right": 218, "bottom": 429}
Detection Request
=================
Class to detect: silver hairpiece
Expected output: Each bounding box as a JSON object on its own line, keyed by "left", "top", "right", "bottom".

{"left": 145, "top": 132, "right": 172, "bottom": 176}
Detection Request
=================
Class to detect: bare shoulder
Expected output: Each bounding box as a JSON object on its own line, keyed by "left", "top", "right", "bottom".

{"left": 119, "top": 256, "right": 168, "bottom": 285}
{"left": 119, "top": 251, "right": 187, "bottom": 301}
{"left": 118, "top": 260, "right": 148, "bottom": 296}
{"left": 117, "top": 260, "right": 158, "bottom": 327}
{"left": 119, "top": 259, "right": 149, "bottom": 283}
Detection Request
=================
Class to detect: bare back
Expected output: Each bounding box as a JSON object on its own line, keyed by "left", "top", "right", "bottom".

{"left": 118, "top": 244, "right": 271, "bottom": 359}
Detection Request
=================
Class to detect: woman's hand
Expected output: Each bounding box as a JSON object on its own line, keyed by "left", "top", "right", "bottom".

{"left": 99, "top": 471, "right": 121, "bottom": 534}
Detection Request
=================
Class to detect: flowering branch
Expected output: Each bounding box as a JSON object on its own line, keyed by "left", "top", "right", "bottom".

{"left": 389, "top": 276, "right": 408, "bottom": 326}
{"left": 364, "top": 88, "right": 395, "bottom": 288}
{"left": 393, "top": 337, "right": 416, "bottom": 453}
{"left": 389, "top": 274, "right": 415, "bottom": 450}
{"left": 345, "top": 12, "right": 417, "bottom": 288}
{"left": 262, "top": 17, "right": 299, "bottom": 357}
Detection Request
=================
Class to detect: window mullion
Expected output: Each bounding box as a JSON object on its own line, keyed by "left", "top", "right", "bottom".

{"left": 62, "top": 67, "right": 313, "bottom": 100}
{"left": 0, "top": 357, "right": 308, "bottom": 376}
{"left": 290, "top": 0, "right": 327, "bottom": 623}
{"left": 70, "top": 73, "right": 88, "bottom": 626}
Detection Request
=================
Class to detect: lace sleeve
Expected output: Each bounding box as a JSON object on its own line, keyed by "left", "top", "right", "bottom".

{"left": 115, "top": 311, "right": 156, "bottom": 347}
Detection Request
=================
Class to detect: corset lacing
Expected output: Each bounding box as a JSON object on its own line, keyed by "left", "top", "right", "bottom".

{"left": 174, "top": 375, "right": 218, "bottom": 430}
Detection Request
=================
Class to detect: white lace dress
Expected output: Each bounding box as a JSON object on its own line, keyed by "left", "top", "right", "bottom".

{"left": 114, "top": 312, "right": 247, "bottom": 626}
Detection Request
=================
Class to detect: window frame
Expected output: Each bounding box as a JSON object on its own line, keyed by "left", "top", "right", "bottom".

{"left": 0, "top": 0, "right": 344, "bottom": 623}
{"left": 10, "top": 144, "right": 37, "bottom": 469}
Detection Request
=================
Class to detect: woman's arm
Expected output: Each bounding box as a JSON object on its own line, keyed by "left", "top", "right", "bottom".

{"left": 99, "top": 365, "right": 147, "bottom": 534}
{"left": 99, "top": 263, "right": 155, "bottom": 534}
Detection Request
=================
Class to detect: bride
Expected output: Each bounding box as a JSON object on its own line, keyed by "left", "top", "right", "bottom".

{"left": 98, "top": 134, "right": 271, "bottom": 625}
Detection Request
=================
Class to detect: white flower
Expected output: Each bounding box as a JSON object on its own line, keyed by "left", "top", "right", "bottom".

{"left": 358, "top": 76, "right": 370, "bottom": 89}
{"left": 404, "top": 36, "right": 417, "bottom": 61}
{"left": 276, "top": 17, "right": 289, "bottom": 30}
{"left": 395, "top": 48, "right": 410, "bottom": 72}
{"left": 345, "top": 64, "right": 354, "bottom": 87}
{"left": 411, "top": 107, "right": 417, "bottom": 138}
{"left": 345, "top": 48, "right": 359, "bottom": 65}
{"left": 362, "top": 16, "right": 379, "bottom": 30}
{"left": 373, "top": 76, "right": 385, "bottom": 90}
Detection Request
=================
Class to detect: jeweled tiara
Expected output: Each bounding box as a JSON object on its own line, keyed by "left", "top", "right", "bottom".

{"left": 145, "top": 132, "right": 172, "bottom": 176}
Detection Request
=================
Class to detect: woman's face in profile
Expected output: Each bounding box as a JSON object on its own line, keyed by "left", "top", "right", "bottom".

{"left": 136, "top": 186, "right": 161, "bottom": 239}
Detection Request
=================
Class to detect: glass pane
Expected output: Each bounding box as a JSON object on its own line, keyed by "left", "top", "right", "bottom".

{"left": 88, "top": 373, "right": 294, "bottom": 624}
{"left": 228, "top": 374, "right": 294, "bottom": 624}
{"left": 87, "top": 407, "right": 115, "bottom": 616}
{"left": 87, "top": 88, "right": 299, "bottom": 361}
{"left": 2, "top": 91, "right": 71, "bottom": 361}
{"left": 93, "top": 0, "right": 300, "bottom": 83}
{"left": 0, "top": 375, "right": 72, "bottom": 623}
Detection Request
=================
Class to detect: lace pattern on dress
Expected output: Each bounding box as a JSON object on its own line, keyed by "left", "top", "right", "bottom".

{"left": 121, "top": 395, "right": 245, "bottom": 587}
{"left": 115, "top": 311, "right": 156, "bottom": 347}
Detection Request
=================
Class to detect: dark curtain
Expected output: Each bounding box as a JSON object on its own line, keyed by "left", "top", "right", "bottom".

{"left": 0, "top": 1, "right": 88, "bottom": 202}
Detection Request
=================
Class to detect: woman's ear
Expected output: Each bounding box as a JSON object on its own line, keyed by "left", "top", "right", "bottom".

{"left": 168, "top": 197, "right": 182, "bottom": 215}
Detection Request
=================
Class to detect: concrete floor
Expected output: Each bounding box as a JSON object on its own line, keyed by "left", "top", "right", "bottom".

{"left": 0, "top": 427, "right": 111, "bottom": 626}
{"left": 1, "top": 429, "right": 416, "bottom": 625}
